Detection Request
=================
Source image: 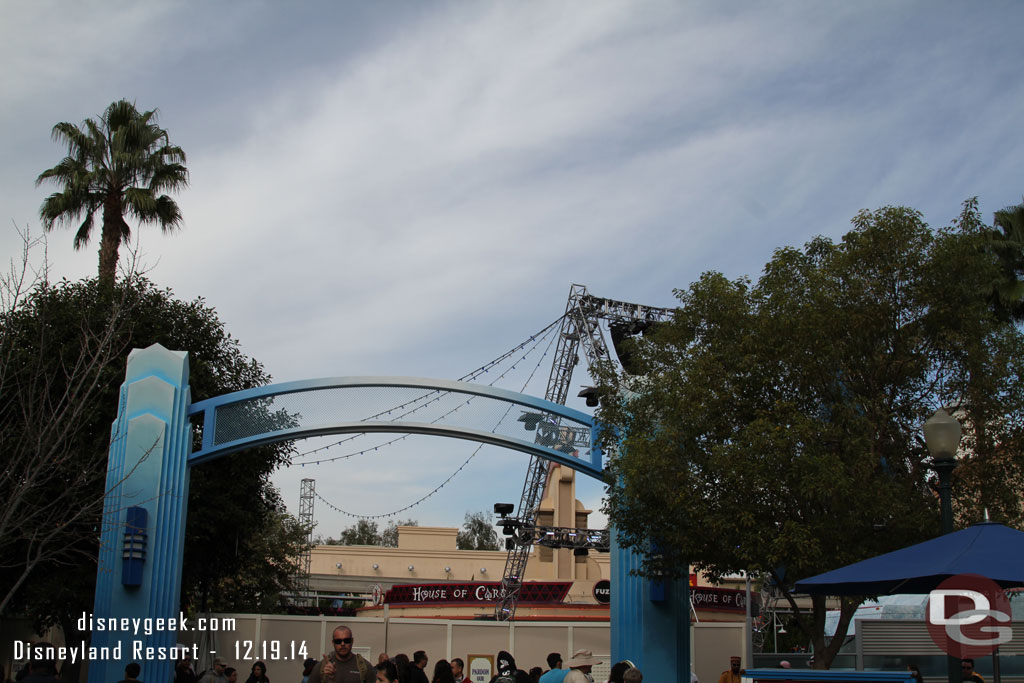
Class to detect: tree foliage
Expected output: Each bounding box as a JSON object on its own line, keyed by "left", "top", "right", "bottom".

{"left": 0, "top": 246, "right": 307, "bottom": 625}
{"left": 381, "top": 518, "right": 418, "bottom": 547}
{"left": 988, "top": 196, "right": 1024, "bottom": 322}
{"left": 457, "top": 511, "right": 499, "bottom": 550}
{"left": 325, "top": 511, "right": 499, "bottom": 550}
{"left": 0, "top": 229, "right": 140, "bottom": 619}
{"left": 330, "top": 520, "right": 382, "bottom": 546}
{"left": 36, "top": 99, "right": 188, "bottom": 289}
{"left": 595, "top": 201, "right": 1024, "bottom": 668}
{"left": 322, "top": 518, "right": 420, "bottom": 547}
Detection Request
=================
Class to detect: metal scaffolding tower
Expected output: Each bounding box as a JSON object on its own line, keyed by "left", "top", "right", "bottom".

{"left": 494, "top": 284, "right": 673, "bottom": 620}
{"left": 296, "top": 478, "right": 316, "bottom": 605}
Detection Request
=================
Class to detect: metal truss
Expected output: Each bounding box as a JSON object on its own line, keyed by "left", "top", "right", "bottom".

{"left": 295, "top": 478, "right": 316, "bottom": 604}
{"left": 502, "top": 520, "right": 611, "bottom": 552}
{"left": 495, "top": 284, "right": 672, "bottom": 620}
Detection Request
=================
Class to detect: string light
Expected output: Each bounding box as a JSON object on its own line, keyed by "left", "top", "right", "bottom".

{"left": 288, "top": 315, "right": 562, "bottom": 466}
{"left": 316, "top": 320, "right": 561, "bottom": 519}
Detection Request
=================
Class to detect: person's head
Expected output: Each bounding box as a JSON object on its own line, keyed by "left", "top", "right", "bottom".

{"left": 376, "top": 661, "right": 398, "bottom": 683}
{"left": 303, "top": 659, "right": 317, "bottom": 677}
{"left": 610, "top": 661, "right": 632, "bottom": 683}
{"left": 496, "top": 651, "right": 516, "bottom": 677}
{"left": 909, "top": 665, "right": 921, "bottom": 678}
{"left": 624, "top": 669, "right": 643, "bottom": 683}
{"left": 730, "top": 656, "right": 742, "bottom": 673}
{"left": 962, "top": 659, "right": 976, "bottom": 679}
{"left": 393, "top": 654, "right": 411, "bottom": 681}
{"left": 432, "top": 660, "right": 453, "bottom": 683}
{"left": 529, "top": 667, "right": 543, "bottom": 682}
{"left": 213, "top": 658, "right": 227, "bottom": 675}
{"left": 546, "top": 653, "right": 562, "bottom": 670}
{"left": 225, "top": 668, "right": 237, "bottom": 683}
{"left": 125, "top": 663, "right": 141, "bottom": 680}
{"left": 252, "top": 662, "right": 266, "bottom": 678}
{"left": 414, "top": 651, "right": 428, "bottom": 670}
{"left": 332, "top": 626, "right": 355, "bottom": 660}
{"left": 566, "top": 650, "right": 601, "bottom": 675}
{"left": 27, "top": 642, "right": 56, "bottom": 677}
{"left": 451, "top": 659, "right": 464, "bottom": 679}
{"left": 178, "top": 655, "right": 193, "bottom": 671}
{"left": 378, "top": 654, "right": 390, "bottom": 665}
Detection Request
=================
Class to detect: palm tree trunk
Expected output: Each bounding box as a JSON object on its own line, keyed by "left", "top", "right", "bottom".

{"left": 99, "top": 200, "right": 121, "bottom": 290}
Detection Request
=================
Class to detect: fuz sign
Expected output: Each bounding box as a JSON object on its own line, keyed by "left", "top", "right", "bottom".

{"left": 926, "top": 574, "right": 1012, "bottom": 657}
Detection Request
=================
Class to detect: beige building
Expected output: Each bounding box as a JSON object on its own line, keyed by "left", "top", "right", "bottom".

{"left": 308, "top": 464, "right": 610, "bottom": 617}
{"left": 307, "top": 464, "right": 748, "bottom": 625}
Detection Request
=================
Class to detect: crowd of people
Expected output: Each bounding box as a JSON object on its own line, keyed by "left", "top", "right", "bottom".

{"left": 201, "top": 624, "right": 645, "bottom": 683}
{"left": 15, "top": 631, "right": 989, "bottom": 683}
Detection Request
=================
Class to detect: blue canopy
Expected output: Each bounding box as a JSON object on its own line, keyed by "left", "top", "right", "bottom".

{"left": 794, "top": 522, "right": 1024, "bottom": 595}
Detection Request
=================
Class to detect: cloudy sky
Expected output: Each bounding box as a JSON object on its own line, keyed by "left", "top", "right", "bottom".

{"left": 3, "top": 1, "right": 1023, "bottom": 538}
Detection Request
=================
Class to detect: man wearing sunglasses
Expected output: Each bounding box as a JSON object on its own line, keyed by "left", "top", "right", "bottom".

{"left": 309, "top": 626, "right": 373, "bottom": 683}
{"left": 961, "top": 659, "right": 984, "bottom": 683}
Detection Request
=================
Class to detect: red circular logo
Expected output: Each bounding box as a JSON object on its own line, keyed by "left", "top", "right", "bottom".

{"left": 926, "top": 574, "right": 1012, "bottom": 657}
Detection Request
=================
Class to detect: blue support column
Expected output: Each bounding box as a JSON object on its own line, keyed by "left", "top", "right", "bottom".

{"left": 90, "top": 345, "right": 191, "bottom": 683}
{"left": 611, "top": 530, "right": 691, "bottom": 682}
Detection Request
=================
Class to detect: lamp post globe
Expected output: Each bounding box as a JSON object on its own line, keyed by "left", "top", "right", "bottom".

{"left": 923, "top": 408, "right": 962, "bottom": 463}
{"left": 923, "top": 408, "right": 961, "bottom": 536}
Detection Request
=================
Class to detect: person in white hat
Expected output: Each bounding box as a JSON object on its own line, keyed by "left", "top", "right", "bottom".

{"left": 563, "top": 650, "right": 602, "bottom": 683}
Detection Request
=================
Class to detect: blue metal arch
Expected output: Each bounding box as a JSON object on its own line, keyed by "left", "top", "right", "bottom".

{"left": 187, "top": 376, "right": 604, "bottom": 479}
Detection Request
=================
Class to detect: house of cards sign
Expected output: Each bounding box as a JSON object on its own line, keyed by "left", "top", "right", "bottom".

{"left": 690, "top": 586, "right": 749, "bottom": 613}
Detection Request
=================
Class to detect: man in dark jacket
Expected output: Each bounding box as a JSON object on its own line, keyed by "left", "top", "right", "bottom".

{"left": 309, "top": 626, "right": 374, "bottom": 683}
{"left": 489, "top": 651, "right": 521, "bottom": 683}
{"left": 117, "top": 662, "right": 142, "bottom": 683}
{"left": 20, "top": 643, "right": 58, "bottom": 683}
{"left": 176, "top": 656, "right": 199, "bottom": 683}
{"left": 409, "top": 651, "right": 429, "bottom": 683}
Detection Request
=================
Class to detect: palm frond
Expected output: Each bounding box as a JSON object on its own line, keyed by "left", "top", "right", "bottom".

{"left": 148, "top": 162, "right": 190, "bottom": 193}
{"left": 153, "top": 195, "right": 184, "bottom": 231}
{"left": 124, "top": 187, "right": 159, "bottom": 218}
{"left": 39, "top": 188, "right": 98, "bottom": 231}
{"left": 73, "top": 212, "right": 97, "bottom": 249}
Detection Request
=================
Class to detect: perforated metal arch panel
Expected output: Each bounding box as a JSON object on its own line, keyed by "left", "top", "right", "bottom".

{"left": 188, "top": 377, "right": 600, "bottom": 474}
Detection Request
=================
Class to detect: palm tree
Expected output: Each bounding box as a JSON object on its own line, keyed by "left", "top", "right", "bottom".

{"left": 988, "top": 197, "right": 1024, "bottom": 322}
{"left": 36, "top": 100, "right": 189, "bottom": 289}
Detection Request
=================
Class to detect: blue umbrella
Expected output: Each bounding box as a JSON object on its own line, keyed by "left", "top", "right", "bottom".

{"left": 794, "top": 522, "right": 1024, "bottom": 595}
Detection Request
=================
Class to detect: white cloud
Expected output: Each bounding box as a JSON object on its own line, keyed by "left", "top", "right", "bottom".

{"left": 3, "top": 0, "right": 1024, "bottom": 537}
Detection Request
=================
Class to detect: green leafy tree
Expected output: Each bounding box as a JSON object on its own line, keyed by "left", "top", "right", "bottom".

{"left": 36, "top": 100, "right": 188, "bottom": 289}
{"left": 457, "top": 511, "right": 499, "bottom": 550}
{"left": 596, "top": 201, "right": 1024, "bottom": 668}
{"left": 321, "top": 518, "right": 422, "bottom": 547}
{"left": 382, "top": 518, "right": 418, "bottom": 547}
{"left": 0, "top": 230, "right": 140, "bottom": 624}
{"left": 0, "top": 261, "right": 304, "bottom": 632}
{"left": 207, "top": 510, "right": 312, "bottom": 612}
{"left": 330, "top": 520, "right": 382, "bottom": 546}
{"left": 987, "top": 196, "right": 1024, "bottom": 322}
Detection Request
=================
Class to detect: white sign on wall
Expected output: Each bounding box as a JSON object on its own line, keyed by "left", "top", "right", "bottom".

{"left": 467, "top": 654, "right": 494, "bottom": 683}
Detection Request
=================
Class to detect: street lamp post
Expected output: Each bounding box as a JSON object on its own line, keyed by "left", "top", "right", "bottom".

{"left": 923, "top": 407, "right": 962, "bottom": 536}
{"left": 923, "top": 407, "right": 962, "bottom": 683}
